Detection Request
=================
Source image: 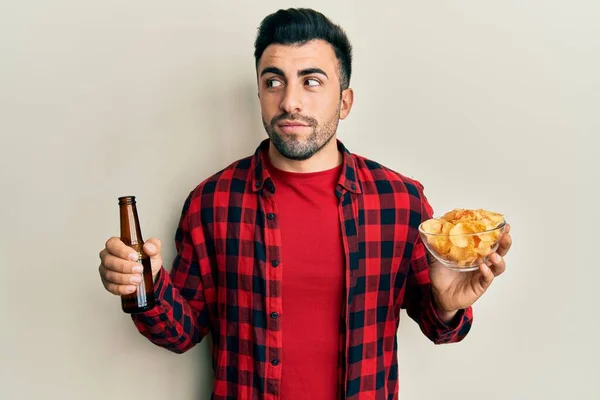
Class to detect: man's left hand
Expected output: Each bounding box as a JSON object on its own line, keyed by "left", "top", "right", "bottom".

{"left": 428, "top": 224, "right": 513, "bottom": 320}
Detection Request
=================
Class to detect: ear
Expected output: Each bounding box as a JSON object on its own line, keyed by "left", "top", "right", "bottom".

{"left": 339, "top": 87, "right": 354, "bottom": 120}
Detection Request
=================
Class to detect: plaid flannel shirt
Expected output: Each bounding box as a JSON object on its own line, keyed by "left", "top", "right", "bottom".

{"left": 132, "top": 139, "right": 473, "bottom": 399}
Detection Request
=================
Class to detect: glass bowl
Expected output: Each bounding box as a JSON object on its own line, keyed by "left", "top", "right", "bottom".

{"left": 418, "top": 219, "right": 506, "bottom": 272}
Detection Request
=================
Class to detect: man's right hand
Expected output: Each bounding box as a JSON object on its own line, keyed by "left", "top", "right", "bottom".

{"left": 99, "top": 237, "right": 163, "bottom": 295}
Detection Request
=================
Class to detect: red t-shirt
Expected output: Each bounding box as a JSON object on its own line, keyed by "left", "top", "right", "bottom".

{"left": 266, "top": 157, "right": 345, "bottom": 400}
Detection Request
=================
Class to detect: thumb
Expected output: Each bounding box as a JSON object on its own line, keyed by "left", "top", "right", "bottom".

{"left": 143, "top": 238, "right": 163, "bottom": 275}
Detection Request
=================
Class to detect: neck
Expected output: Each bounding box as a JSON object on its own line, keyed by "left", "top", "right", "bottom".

{"left": 268, "top": 138, "right": 342, "bottom": 173}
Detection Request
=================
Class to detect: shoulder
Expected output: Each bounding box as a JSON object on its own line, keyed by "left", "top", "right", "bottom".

{"left": 352, "top": 153, "right": 427, "bottom": 199}
{"left": 351, "top": 153, "right": 434, "bottom": 221}
{"left": 180, "top": 155, "right": 255, "bottom": 217}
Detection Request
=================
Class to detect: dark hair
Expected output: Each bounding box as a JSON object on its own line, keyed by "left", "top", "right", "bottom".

{"left": 254, "top": 8, "right": 353, "bottom": 91}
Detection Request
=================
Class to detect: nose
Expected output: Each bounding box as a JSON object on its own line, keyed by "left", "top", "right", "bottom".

{"left": 279, "top": 83, "right": 303, "bottom": 114}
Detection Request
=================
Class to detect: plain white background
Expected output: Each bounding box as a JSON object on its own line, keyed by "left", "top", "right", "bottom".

{"left": 1, "top": 1, "right": 597, "bottom": 399}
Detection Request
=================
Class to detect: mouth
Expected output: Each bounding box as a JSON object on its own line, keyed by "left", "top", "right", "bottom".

{"left": 277, "top": 120, "right": 310, "bottom": 128}
{"left": 276, "top": 120, "right": 311, "bottom": 134}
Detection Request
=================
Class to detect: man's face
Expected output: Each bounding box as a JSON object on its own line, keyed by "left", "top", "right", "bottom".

{"left": 257, "top": 40, "right": 352, "bottom": 161}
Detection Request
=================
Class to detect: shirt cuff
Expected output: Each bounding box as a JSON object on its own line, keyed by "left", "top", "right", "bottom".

{"left": 132, "top": 267, "right": 170, "bottom": 318}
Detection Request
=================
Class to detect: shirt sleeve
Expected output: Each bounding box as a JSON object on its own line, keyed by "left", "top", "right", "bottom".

{"left": 130, "top": 191, "right": 212, "bottom": 353}
{"left": 401, "top": 181, "right": 473, "bottom": 344}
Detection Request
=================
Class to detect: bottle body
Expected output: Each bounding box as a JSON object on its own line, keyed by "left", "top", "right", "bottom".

{"left": 119, "top": 241, "right": 156, "bottom": 313}
{"left": 118, "top": 196, "right": 156, "bottom": 313}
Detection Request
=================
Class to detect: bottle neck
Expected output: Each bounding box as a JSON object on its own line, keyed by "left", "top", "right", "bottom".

{"left": 119, "top": 203, "right": 143, "bottom": 246}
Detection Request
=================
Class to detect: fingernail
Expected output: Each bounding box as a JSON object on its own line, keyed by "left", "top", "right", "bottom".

{"left": 130, "top": 275, "right": 142, "bottom": 284}
{"left": 146, "top": 243, "right": 155, "bottom": 252}
{"left": 493, "top": 253, "right": 501, "bottom": 262}
{"left": 129, "top": 253, "right": 138, "bottom": 261}
{"left": 127, "top": 286, "right": 136, "bottom": 293}
{"left": 132, "top": 265, "right": 143, "bottom": 273}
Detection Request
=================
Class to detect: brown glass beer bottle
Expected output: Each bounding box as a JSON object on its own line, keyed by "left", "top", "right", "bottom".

{"left": 118, "top": 196, "right": 156, "bottom": 313}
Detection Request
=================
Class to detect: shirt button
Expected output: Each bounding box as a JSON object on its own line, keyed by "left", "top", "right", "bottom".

{"left": 351, "top": 184, "right": 357, "bottom": 190}
{"left": 271, "top": 312, "right": 279, "bottom": 319}
{"left": 271, "top": 359, "right": 279, "bottom": 366}
{"left": 267, "top": 213, "right": 275, "bottom": 220}
{"left": 255, "top": 182, "right": 261, "bottom": 188}
{"left": 271, "top": 260, "right": 279, "bottom": 267}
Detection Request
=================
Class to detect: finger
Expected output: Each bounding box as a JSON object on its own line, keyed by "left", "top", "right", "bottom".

{"left": 143, "top": 238, "right": 162, "bottom": 256}
{"left": 105, "top": 237, "right": 139, "bottom": 262}
{"left": 488, "top": 253, "right": 506, "bottom": 277}
{"left": 99, "top": 264, "right": 142, "bottom": 285}
{"left": 99, "top": 264, "right": 137, "bottom": 295}
{"left": 103, "top": 280, "right": 137, "bottom": 296}
{"left": 102, "top": 253, "right": 144, "bottom": 274}
{"left": 504, "top": 223, "right": 510, "bottom": 235}
{"left": 477, "top": 262, "right": 494, "bottom": 290}
{"left": 497, "top": 233, "right": 512, "bottom": 257}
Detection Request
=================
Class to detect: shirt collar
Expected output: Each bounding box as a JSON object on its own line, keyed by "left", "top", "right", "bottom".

{"left": 250, "top": 138, "right": 362, "bottom": 196}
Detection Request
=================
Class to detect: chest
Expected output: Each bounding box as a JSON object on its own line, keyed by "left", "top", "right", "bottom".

{"left": 207, "top": 188, "right": 414, "bottom": 305}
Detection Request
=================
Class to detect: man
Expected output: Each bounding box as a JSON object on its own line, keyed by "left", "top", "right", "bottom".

{"left": 98, "top": 8, "right": 512, "bottom": 399}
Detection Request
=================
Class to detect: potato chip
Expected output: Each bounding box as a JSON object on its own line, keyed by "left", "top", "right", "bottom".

{"left": 449, "top": 223, "right": 474, "bottom": 248}
{"left": 448, "top": 245, "right": 478, "bottom": 264}
{"left": 431, "top": 236, "right": 452, "bottom": 255}
{"left": 477, "top": 230, "right": 501, "bottom": 242}
{"left": 441, "top": 221, "right": 454, "bottom": 234}
{"left": 481, "top": 210, "right": 504, "bottom": 226}
{"left": 476, "top": 240, "right": 494, "bottom": 257}
{"left": 441, "top": 209, "right": 465, "bottom": 222}
{"left": 421, "top": 218, "right": 443, "bottom": 234}
{"left": 466, "top": 221, "right": 487, "bottom": 233}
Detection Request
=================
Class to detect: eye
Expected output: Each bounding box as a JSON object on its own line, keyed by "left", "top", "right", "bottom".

{"left": 266, "top": 79, "right": 283, "bottom": 89}
{"left": 305, "top": 78, "right": 321, "bottom": 87}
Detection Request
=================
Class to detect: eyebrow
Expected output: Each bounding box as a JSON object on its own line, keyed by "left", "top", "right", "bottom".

{"left": 260, "top": 66, "right": 329, "bottom": 79}
{"left": 299, "top": 68, "right": 328, "bottom": 78}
